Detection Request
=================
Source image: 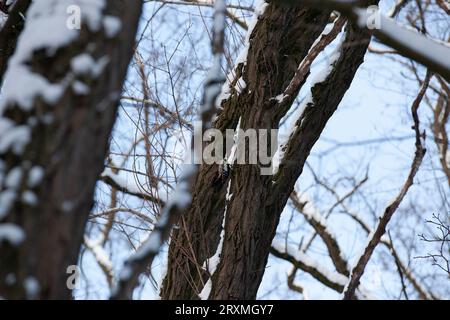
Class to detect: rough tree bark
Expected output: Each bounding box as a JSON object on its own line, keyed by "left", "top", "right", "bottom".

{"left": 161, "top": 0, "right": 376, "bottom": 300}
{"left": 0, "top": 1, "right": 142, "bottom": 299}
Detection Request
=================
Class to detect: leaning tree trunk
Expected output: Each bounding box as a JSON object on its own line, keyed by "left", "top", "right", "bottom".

{"left": 0, "top": 0, "right": 142, "bottom": 299}
{"left": 161, "top": 1, "right": 376, "bottom": 300}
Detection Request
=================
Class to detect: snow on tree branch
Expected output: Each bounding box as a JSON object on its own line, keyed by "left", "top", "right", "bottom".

{"left": 100, "top": 168, "right": 164, "bottom": 205}
{"left": 198, "top": 179, "right": 232, "bottom": 299}
{"left": 271, "top": 14, "right": 345, "bottom": 108}
{"left": 275, "top": 0, "right": 450, "bottom": 81}
{"left": 290, "top": 191, "right": 350, "bottom": 276}
{"left": 84, "top": 234, "right": 115, "bottom": 287}
{"left": 0, "top": 0, "right": 142, "bottom": 298}
{"left": 215, "top": 0, "right": 267, "bottom": 111}
{"left": 272, "top": 28, "right": 346, "bottom": 176}
{"left": 111, "top": 0, "right": 228, "bottom": 300}
{"left": 0, "top": 0, "right": 117, "bottom": 246}
{"left": 342, "top": 70, "right": 431, "bottom": 300}
{"left": 271, "top": 240, "right": 349, "bottom": 292}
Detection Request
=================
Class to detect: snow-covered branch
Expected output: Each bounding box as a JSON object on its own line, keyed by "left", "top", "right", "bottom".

{"left": 198, "top": 179, "right": 232, "bottom": 299}
{"left": 111, "top": 0, "right": 227, "bottom": 299}
{"left": 275, "top": 0, "right": 450, "bottom": 81}
{"left": 271, "top": 15, "right": 345, "bottom": 110}
{"left": 290, "top": 191, "right": 349, "bottom": 276}
{"left": 84, "top": 235, "right": 115, "bottom": 287}
{"left": 342, "top": 71, "right": 431, "bottom": 300}
{"left": 215, "top": 0, "right": 267, "bottom": 112}
{"left": 100, "top": 168, "right": 164, "bottom": 205}
{"left": 272, "top": 40, "right": 344, "bottom": 174}
{"left": 271, "top": 240, "right": 348, "bottom": 292}
{"left": 0, "top": 0, "right": 143, "bottom": 298}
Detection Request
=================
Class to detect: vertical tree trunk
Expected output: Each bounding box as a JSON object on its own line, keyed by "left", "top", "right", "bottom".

{"left": 0, "top": 0, "right": 142, "bottom": 299}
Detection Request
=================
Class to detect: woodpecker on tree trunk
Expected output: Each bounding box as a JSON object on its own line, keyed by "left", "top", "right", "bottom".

{"left": 212, "top": 159, "right": 231, "bottom": 189}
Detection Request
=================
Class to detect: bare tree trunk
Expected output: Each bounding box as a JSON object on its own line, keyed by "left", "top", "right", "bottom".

{"left": 161, "top": 1, "right": 376, "bottom": 299}
{"left": 0, "top": 0, "right": 142, "bottom": 299}
{"left": 161, "top": 3, "right": 331, "bottom": 300}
